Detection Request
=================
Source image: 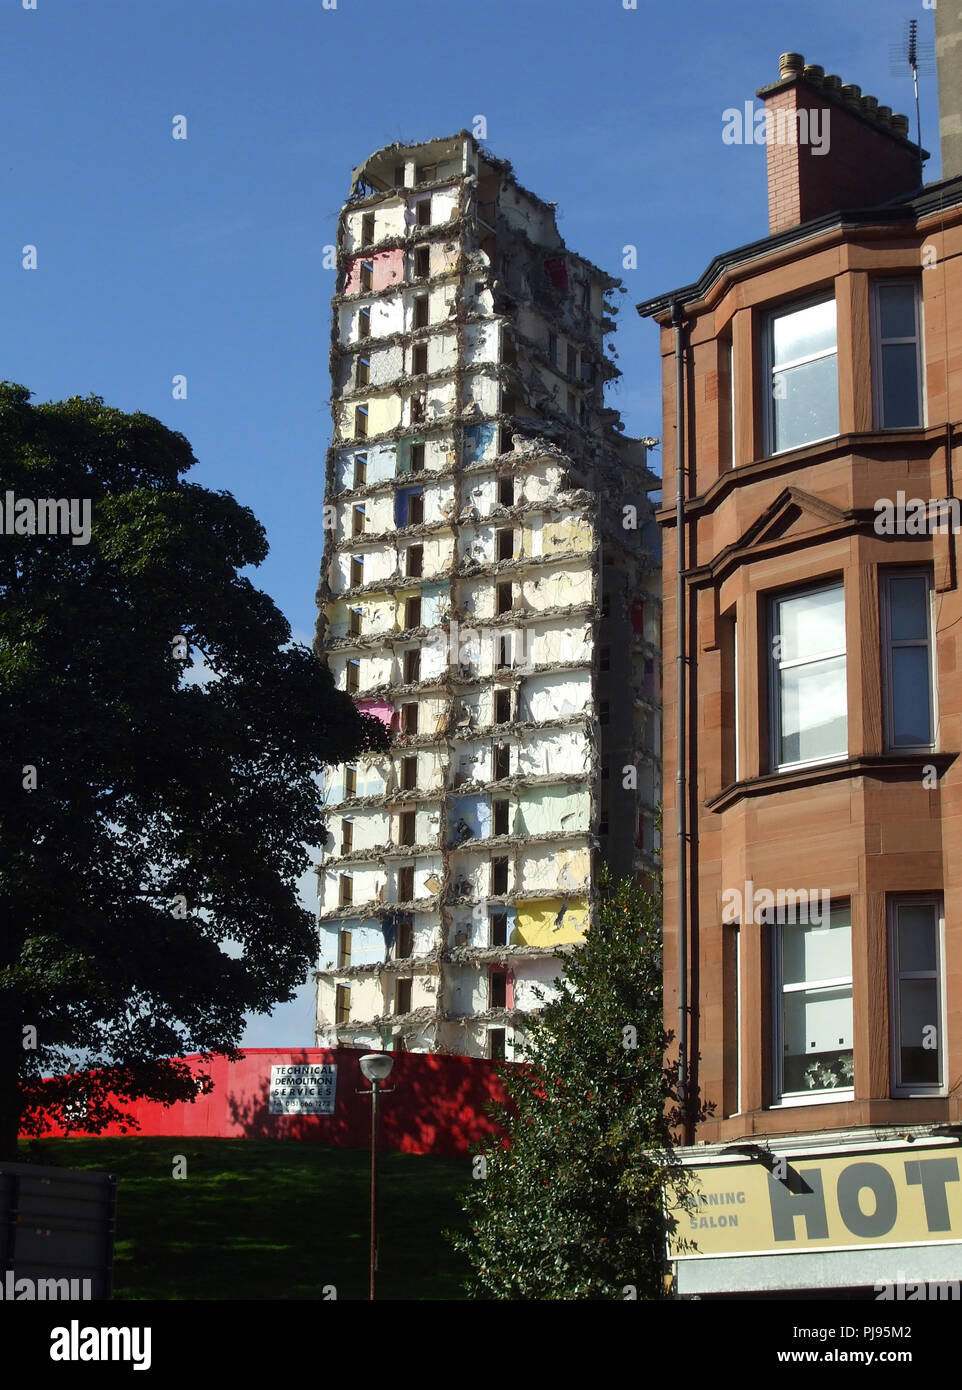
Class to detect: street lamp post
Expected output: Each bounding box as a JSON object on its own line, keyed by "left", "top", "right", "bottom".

{"left": 358, "top": 1052, "right": 395, "bottom": 1301}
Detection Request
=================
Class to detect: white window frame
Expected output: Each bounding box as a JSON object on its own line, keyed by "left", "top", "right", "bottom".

{"left": 762, "top": 293, "right": 839, "bottom": 457}
{"left": 888, "top": 896, "right": 946, "bottom": 1097}
{"left": 870, "top": 279, "right": 924, "bottom": 430}
{"left": 770, "top": 904, "right": 854, "bottom": 1107}
{"left": 769, "top": 581, "right": 848, "bottom": 773}
{"left": 880, "top": 569, "right": 936, "bottom": 753}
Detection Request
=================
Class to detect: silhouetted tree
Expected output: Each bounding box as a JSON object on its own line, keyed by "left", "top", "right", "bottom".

{"left": 0, "top": 383, "right": 388, "bottom": 1157}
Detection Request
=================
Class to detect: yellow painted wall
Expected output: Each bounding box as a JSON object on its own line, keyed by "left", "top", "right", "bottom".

{"left": 338, "top": 395, "right": 401, "bottom": 439}
{"left": 512, "top": 897, "right": 588, "bottom": 947}
{"left": 542, "top": 518, "right": 591, "bottom": 552}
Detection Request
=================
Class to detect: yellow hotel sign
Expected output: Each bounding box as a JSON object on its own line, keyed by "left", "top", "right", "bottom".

{"left": 667, "top": 1145, "right": 962, "bottom": 1259}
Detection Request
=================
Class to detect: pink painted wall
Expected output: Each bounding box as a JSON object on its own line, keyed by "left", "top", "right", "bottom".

{"left": 355, "top": 696, "right": 393, "bottom": 728}
{"left": 342, "top": 249, "right": 405, "bottom": 296}
{"left": 26, "top": 1049, "right": 511, "bottom": 1156}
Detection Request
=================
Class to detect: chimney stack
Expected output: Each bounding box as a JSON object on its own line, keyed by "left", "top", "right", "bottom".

{"left": 758, "top": 53, "right": 926, "bottom": 234}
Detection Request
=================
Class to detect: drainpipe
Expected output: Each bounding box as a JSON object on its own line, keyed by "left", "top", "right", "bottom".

{"left": 671, "top": 300, "right": 689, "bottom": 1134}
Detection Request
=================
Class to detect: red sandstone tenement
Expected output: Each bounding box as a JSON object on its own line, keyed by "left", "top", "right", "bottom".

{"left": 640, "top": 50, "right": 962, "bottom": 1298}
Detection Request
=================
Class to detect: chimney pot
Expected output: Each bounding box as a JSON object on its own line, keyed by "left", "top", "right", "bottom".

{"left": 822, "top": 74, "right": 842, "bottom": 95}
{"left": 841, "top": 83, "right": 862, "bottom": 105}
{"left": 803, "top": 64, "right": 825, "bottom": 83}
{"left": 779, "top": 52, "right": 805, "bottom": 77}
{"left": 891, "top": 113, "right": 910, "bottom": 137}
{"left": 860, "top": 95, "right": 878, "bottom": 115}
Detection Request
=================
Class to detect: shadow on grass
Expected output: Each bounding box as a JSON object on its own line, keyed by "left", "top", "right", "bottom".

{"left": 18, "top": 1137, "right": 473, "bottom": 1300}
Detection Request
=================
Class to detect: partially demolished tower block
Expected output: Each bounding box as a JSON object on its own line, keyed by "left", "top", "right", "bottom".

{"left": 313, "top": 131, "right": 662, "bottom": 1059}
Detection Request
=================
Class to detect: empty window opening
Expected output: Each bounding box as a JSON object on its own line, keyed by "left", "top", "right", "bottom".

{"left": 355, "top": 405, "right": 368, "bottom": 438}
{"left": 344, "top": 765, "right": 357, "bottom": 797}
{"left": 335, "top": 985, "right": 351, "bottom": 1025}
{"left": 346, "top": 659, "right": 360, "bottom": 694}
{"left": 490, "top": 970, "right": 507, "bottom": 1009}
{"left": 416, "top": 198, "right": 432, "bottom": 227}
{"left": 340, "top": 819, "right": 354, "bottom": 855}
{"left": 498, "top": 476, "right": 514, "bottom": 507}
{"left": 499, "top": 426, "right": 513, "bottom": 454}
{"left": 399, "top": 810, "right": 416, "bottom": 846}
{"left": 359, "top": 261, "right": 374, "bottom": 293}
{"left": 494, "top": 688, "right": 511, "bottom": 723}
{"left": 356, "top": 357, "right": 370, "bottom": 387}
{"left": 404, "top": 595, "right": 422, "bottom": 628}
{"left": 496, "top": 529, "right": 515, "bottom": 561}
{"left": 339, "top": 874, "right": 353, "bottom": 907}
{"left": 407, "top": 492, "right": 424, "bottom": 525}
{"left": 414, "top": 295, "right": 429, "bottom": 328}
{"left": 352, "top": 504, "right": 365, "bottom": 536}
{"left": 398, "top": 865, "right": 415, "bottom": 903}
{"left": 412, "top": 342, "right": 428, "bottom": 375}
{"left": 400, "top": 755, "right": 418, "bottom": 791}
{"left": 414, "top": 245, "right": 430, "bottom": 279}
{"left": 348, "top": 608, "right": 362, "bottom": 636}
{"left": 488, "top": 1027, "right": 506, "bottom": 1061}
{"left": 407, "top": 545, "right": 423, "bottom": 578}
{"left": 353, "top": 453, "right": 367, "bottom": 488}
{"left": 403, "top": 648, "right": 421, "bottom": 684}
{"left": 493, "top": 744, "right": 510, "bottom": 780}
{"left": 490, "top": 911, "right": 508, "bottom": 947}
{"left": 401, "top": 702, "right": 419, "bottom": 735}
{"left": 491, "top": 858, "right": 509, "bottom": 896}
{"left": 395, "top": 977, "right": 413, "bottom": 1014}
{"left": 337, "top": 930, "right": 352, "bottom": 969}
{"left": 358, "top": 307, "right": 371, "bottom": 338}
{"left": 496, "top": 633, "right": 512, "bottom": 670}
{"left": 397, "top": 914, "right": 415, "bottom": 958}
{"left": 361, "top": 212, "right": 375, "bottom": 246}
{"left": 496, "top": 581, "right": 513, "bottom": 615}
{"left": 410, "top": 395, "right": 426, "bottom": 424}
{"left": 493, "top": 800, "right": 509, "bottom": 836}
{"left": 350, "top": 555, "right": 364, "bottom": 587}
{"left": 410, "top": 442, "right": 425, "bottom": 472}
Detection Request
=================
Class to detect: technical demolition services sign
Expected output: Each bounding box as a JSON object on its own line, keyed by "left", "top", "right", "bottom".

{"left": 268, "top": 1063, "right": 337, "bottom": 1115}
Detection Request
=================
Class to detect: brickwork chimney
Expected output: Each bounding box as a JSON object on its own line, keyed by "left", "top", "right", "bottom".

{"left": 758, "top": 53, "right": 926, "bottom": 234}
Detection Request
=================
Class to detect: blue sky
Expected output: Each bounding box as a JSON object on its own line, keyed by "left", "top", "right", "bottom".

{"left": 4, "top": 0, "right": 940, "bottom": 1044}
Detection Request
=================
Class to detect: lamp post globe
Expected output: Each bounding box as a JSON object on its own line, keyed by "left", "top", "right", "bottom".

{"left": 359, "top": 1053, "right": 395, "bottom": 1085}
